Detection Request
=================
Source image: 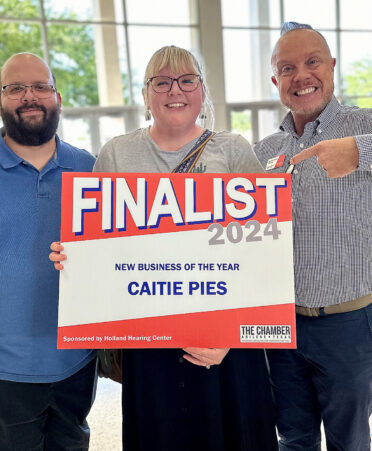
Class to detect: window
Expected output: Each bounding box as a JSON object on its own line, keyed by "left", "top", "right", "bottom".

{"left": 0, "top": 0, "right": 199, "bottom": 154}
{"left": 1, "top": 1, "right": 372, "bottom": 150}
{"left": 221, "top": 0, "right": 372, "bottom": 140}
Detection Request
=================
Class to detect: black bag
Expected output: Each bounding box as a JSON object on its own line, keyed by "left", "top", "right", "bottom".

{"left": 97, "top": 349, "right": 123, "bottom": 384}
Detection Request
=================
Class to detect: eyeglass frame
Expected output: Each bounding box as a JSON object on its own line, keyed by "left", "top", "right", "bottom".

{"left": 1, "top": 83, "right": 57, "bottom": 100}
{"left": 146, "top": 74, "right": 202, "bottom": 93}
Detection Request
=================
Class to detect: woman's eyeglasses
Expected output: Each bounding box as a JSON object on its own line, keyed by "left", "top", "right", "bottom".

{"left": 146, "top": 74, "right": 201, "bottom": 93}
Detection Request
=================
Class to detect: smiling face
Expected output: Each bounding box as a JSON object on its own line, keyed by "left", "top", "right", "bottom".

{"left": 0, "top": 53, "right": 61, "bottom": 145}
{"left": 145, "top": 65, "right": 204, "bottom": 132}
{"left": 271, "top": 29, "right": 336, "bottom": 133}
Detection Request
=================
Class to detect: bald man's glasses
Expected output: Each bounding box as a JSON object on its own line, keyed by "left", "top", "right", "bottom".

{"left": 1, "top": 83, "right": 56, "bottom": 100}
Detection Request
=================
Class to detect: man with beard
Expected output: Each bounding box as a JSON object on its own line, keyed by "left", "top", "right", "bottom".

{"left": 0, "top": 53, "right": 96, "bottom": 450}
{"left": 254, "top": 23, "right": 372, "bottom": 451}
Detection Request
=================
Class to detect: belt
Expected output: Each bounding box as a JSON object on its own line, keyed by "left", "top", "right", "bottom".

{"left": 295, "top": 293, "right": 372, "bottom": 317}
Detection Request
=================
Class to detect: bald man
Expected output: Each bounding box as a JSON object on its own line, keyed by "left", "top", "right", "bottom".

{"left": 0, "top": 53, "right": 96, "bottom": 450}
{"left": 254, "top": 23, "right": 372, "bottom": 451}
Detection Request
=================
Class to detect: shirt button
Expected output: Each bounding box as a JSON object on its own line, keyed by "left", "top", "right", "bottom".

{"left": 179, "top": 381, "right": 185, "bottom": 388}
{"left": 181, "top": 407, "right": 187, "bottom": 413}
{"left": 318, "top": 129, "right": 322, "bottom": 134}
{"left": 299, "top": 143, "right": 304, "bottom": 148}
{"left": 370, "top": 164, "right": 372, "bottom": 170}
{"left": 178, "top": 357, "right": 184, "bottom": 363}
{"left": 293, "top": 169, "right": 298, "bottom": 174}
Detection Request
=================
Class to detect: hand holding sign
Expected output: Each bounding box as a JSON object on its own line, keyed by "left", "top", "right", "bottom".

{"left": 49, "top": 242, "right": 66, "bottom": 270}
{"left": 183, "top": 347, "right": 229, "bottom": 367}
{"left": 290, "top": 137, "right": 359, "bottom": 178}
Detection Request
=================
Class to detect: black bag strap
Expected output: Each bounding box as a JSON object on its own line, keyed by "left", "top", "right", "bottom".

{"left": 172, "top": 129, "right": 215, "bottom": 173}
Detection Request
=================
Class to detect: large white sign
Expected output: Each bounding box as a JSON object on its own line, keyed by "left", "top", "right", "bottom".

{"left": 58, "top": 173, "right": 296, "bottom": 349}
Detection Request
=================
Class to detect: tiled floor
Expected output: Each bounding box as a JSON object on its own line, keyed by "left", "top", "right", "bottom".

{"left": 88, "top": 378, "right": 121, "bottom": 451}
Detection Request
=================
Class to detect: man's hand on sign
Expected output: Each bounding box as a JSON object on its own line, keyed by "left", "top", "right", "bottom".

{"left": 49, "top": 241, "right": 66, "bottom": 270}
{"left": 290, "top": 137, "right": 359, "bottom": 178}
{"left": 182, "top": 347, "right": 230, "bottom": 368}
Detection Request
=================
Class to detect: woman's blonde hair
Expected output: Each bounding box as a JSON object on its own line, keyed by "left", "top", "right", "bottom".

{"left": 142, "top": 45, "right": 214, "bottom": 129}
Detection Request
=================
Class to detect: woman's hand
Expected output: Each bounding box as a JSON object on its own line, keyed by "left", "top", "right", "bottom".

{"left": 49, "top": 242, "right": 66, "bottom": 270}
{"left": 182, "top": 347, "right": 230, "bottom": 368}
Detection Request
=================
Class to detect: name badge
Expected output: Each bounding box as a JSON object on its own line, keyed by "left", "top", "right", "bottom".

{"left": 266, "top": 155, "right": 286, "bottom": 170}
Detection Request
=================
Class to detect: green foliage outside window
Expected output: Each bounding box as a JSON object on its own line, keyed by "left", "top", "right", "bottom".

{"left": 0, "top": 0, "right": 40, "bottom": 18}
{"left": 0, "top": 21, "right": 43, "bottom": 59}
{"left": 48, "top": 23, "right": 98, "bottom": 107}
{"left": 344, "top": 59, "right": 372, "bottom": 108}
{"left": 0, "top": 0, "right": 99, "bottom": 107}
{"left": 231, "top": 110, "right": 252, "bottom": 135}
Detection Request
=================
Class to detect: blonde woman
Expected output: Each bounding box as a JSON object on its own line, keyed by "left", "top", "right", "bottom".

{"left": 50, "top": 46, "right": 278, "bottom": 451}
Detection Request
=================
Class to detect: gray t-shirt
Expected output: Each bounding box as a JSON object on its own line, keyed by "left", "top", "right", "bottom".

{"left": 94, "top": 128, "right": 264, "bottom": 174}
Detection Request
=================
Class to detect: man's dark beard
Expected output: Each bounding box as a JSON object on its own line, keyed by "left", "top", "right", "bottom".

{"left": 1, "top": 104, "right": 59, "bottom": 146}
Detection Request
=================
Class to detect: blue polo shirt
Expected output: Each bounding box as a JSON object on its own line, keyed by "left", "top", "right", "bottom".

{"left": 0, "top": 135, "right": 96, "bottom": 382}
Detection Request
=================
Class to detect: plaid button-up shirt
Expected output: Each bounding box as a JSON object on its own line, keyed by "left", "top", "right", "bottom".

{"left": 254, "top": 96, "right": 372, "bottom": 307}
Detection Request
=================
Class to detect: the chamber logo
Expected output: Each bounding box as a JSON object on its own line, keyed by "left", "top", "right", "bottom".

{"left": 240, "top": 325, "right": 291, "bottom": 343}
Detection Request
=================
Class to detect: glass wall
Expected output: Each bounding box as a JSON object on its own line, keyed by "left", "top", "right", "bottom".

{"left": 0, "top": 0, "right": 198, "bottom": 153}
{"left": 1, "top": 1, "right": 372, "bottom": 150}
{"left": 222, "top": 0, "right": 372, "bottom": 140}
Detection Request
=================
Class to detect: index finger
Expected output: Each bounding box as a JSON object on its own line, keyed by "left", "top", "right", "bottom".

{"left": 290, "top": 145, "right": 319, "bottom": 165}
